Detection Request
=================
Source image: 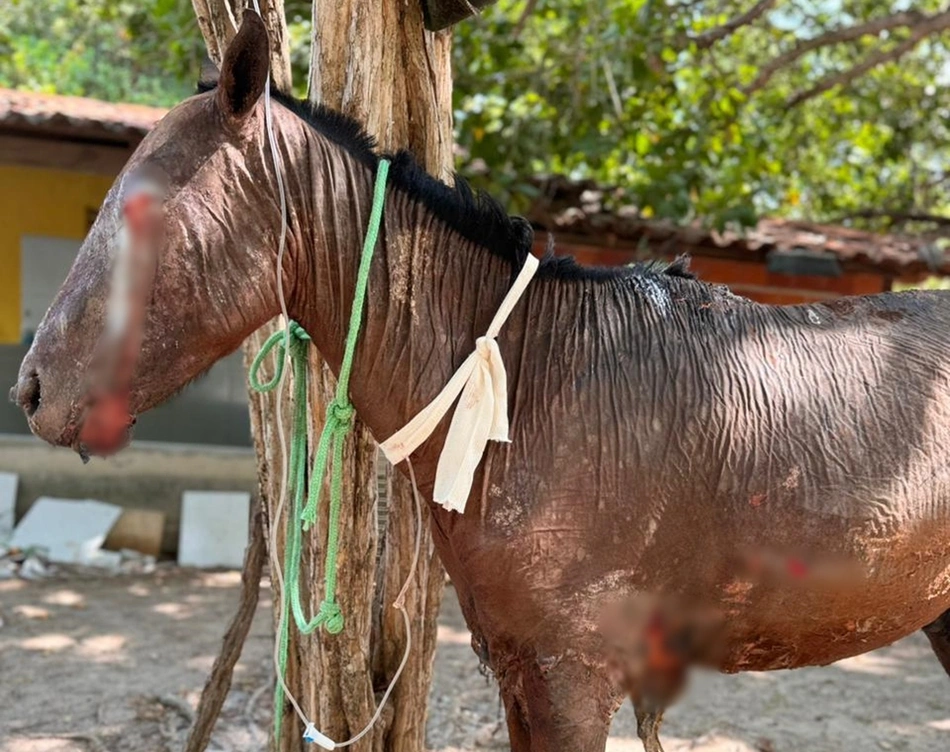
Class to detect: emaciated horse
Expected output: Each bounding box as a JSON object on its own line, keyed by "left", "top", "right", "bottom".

{"left": 13, "top": 15, "right": 950, "bottom": 751}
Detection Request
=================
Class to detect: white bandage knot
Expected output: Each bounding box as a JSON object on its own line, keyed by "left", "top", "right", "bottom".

{"left": 381, "top": 254, "right": 539, "bottom": 513}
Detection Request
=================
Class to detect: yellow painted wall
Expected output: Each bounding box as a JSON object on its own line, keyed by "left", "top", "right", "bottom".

{"left": 0, "top": 165, "right": 114, "bottom": 343}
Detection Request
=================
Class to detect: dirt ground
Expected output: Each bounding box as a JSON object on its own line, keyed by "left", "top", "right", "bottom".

{"left": 1, "top": 568, "right": 948, "bottom": 752}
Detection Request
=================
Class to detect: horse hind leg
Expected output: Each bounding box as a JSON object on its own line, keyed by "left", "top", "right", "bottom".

{"left": 501, "top": 689, "right": 532, "bottom": 752}
{"left": 502, "top": 657, "right": 613, "bottom": 752}
{"left": 923, "top": 607, "right": 950, "bottom": 677}
{"left": 634, "top": 698, "right": 666, "bottom": 752}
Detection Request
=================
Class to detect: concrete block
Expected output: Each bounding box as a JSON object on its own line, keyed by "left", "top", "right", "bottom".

{"left": 104, "top": 509, "right": 166, "bottom": 556}
{"left": 178, "top": 491, "right": 250, "bottom": 569}
{"left": 9, "top": 497, "right": 122, "bottom": 564}
{"left": 0, "top": 472, "right": 17, "bottom": 541}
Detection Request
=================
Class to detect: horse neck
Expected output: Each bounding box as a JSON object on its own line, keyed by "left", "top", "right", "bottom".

{"left": 285, "top": 130, "right": 519, "bottom": 465}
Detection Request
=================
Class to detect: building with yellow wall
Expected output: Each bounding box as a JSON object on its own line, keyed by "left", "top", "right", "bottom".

{"left": 0, "top": 166, "right": 113, "bottom": 343}
{"left": 0, "top": 89, "right": 254, "bottom": 447}
{"left": 0, "top": 89, "right": 166, "bottom": 344}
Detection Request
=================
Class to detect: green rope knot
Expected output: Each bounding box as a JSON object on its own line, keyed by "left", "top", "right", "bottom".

{"left": 317, "top": 600, "right": 345, "bottom": 634}
{"left": 287, "top": 320, "right": 312, "bottom": 343}
{"left": 328, "top": 401, "right": 355, "bottom": 428}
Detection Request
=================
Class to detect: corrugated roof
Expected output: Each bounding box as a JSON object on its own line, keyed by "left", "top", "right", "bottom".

{"left": 527, "top": 178, "right": 949, "bottom": 277}
{"left": 0, "top": 88, "right": 167, "bottom": 144}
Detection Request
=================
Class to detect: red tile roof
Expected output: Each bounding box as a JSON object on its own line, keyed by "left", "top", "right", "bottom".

{"left": 2, "top": 89, "right": 945, "bottom": 276}
{"left": 0, "top": 88, "right": 167, "bottom": 144}
{"left": 527, "top": 179, "right": 948, "bottom": 277}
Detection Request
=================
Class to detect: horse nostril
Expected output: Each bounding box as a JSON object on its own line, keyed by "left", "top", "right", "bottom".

{"left": 19, "top": 371, "right": 41, "bottom": 417}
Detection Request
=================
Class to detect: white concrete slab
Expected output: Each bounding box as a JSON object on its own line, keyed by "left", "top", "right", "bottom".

{"left": 0, "top": 472, "right": 17, "bottom": 542}
{"left": 178, "top": 491, "right": 250, "bottom": 569}
{"left": 9, "top": 497, "right": 122, "bottom": 564}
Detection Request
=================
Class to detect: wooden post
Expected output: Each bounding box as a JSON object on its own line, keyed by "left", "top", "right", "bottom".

{"left": 302, "top": 4, "right": 452, "bottom": 751}
{"left": 190, "top": 1, "right": 451, "bottom": 750}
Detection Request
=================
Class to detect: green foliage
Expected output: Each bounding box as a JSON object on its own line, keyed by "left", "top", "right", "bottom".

{"left": 0, "top": 0, "right": 314, "bottom": 104}
{"left": 5, "top": 0, "right": 950, "bottom": 230}
{"left": 453, "top": 0, "right": 950, "bottom": 228}
{"left": 285, "top": 0, "right": 313, "bottom": 94}
{"left": 0, "top": 0, "right": 205, "bottom": 106}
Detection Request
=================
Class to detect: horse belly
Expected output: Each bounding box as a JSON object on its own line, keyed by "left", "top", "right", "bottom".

{"left": 714, "top": 534, "right": 950, "bottom": 672}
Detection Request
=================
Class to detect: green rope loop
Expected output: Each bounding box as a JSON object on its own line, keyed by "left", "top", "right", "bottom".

{"left": 255, "top": 160, "right": 390, "bottom": 743}
{"left": 249, "top": 320, "right": 310, "bottom": 393}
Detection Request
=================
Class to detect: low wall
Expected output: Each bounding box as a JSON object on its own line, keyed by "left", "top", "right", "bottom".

{"left": 0, "top": 434, "right": 257, "bottom": 556}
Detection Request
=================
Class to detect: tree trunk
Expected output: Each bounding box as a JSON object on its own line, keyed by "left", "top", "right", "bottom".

{"left": 191, "top": 2, "right": 451, "bottom": 751}
{"left": 309, "top": 6, "right": 452, "bottom": 752}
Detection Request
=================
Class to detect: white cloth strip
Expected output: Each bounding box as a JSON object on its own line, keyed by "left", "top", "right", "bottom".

{"left": 381, "top": 253, "right": 540, "bottom": 513}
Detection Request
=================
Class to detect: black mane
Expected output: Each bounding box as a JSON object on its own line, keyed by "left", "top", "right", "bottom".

{"left": 197, "top": 80, "right": 695, "bottom": 283}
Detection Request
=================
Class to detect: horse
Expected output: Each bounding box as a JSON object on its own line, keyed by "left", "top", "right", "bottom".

{"left": 13, "top": 14, "right": 950, "bottom": 751}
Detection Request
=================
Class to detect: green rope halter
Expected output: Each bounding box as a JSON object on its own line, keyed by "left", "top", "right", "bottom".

{"left": 249, "top": 158, "right": 390, "bottom": 741}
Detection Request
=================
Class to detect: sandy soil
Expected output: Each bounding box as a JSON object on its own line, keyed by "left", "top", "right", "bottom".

{"left": 1, "top": 569, "right": 948, "bottom": 752}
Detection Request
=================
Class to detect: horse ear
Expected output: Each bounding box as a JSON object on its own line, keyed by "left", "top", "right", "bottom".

{"left": 217, "top": 12, "right": 270, "bottom": 121}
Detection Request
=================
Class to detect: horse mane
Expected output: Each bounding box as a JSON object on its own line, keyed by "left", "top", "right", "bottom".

{"left": 196, "top": 79, "right": 696, "bottom": 284}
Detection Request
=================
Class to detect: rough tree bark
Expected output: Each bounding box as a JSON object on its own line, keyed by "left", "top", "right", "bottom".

{"left": 307, "top": 6, "right": 452, "bottom": 752}
{"left": 190, "top": 2, "right": 451, "bottom": 751}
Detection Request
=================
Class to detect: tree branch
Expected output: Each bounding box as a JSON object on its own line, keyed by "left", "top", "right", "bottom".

{"left": 190, "top": 0, "right": 240, "bottom": 66}
{"left": 692, "top": 0, "right": 778, "bottom": 49}
{"left": 256, "top": 0, "right": 292, "bottom": 93}
{"left": 513, "top": 0, "right": 539, "bottom": 39}
{"left": 184, "top": 507, "right": 266, "bottom": 752}
{"left": 744, "top": 10, "right": 926, "bottom": 94}
{"left": 786, "top": 12, "right": 950, "bottom": 107}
